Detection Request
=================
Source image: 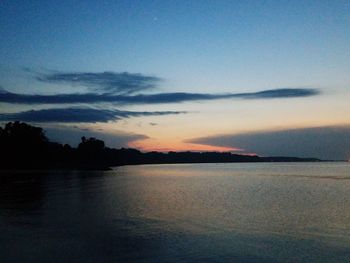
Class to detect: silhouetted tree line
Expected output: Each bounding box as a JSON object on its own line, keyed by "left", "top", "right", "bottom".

{"left": 0, "top": 122, "right": 320, "bottom": 170}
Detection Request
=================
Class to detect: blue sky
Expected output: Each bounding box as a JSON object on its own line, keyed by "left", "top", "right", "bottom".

{"left": 1, "top": 0, "right": 350, "bottom": 159}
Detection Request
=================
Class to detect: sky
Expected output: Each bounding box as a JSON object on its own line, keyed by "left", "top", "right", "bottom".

{"left": 1, "top": 0, "right": 350, "bottom": 159}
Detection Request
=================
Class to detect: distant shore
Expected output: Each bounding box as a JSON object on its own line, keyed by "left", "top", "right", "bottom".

{"left": 1, "top": 121, "right": 324, "bottom": 171}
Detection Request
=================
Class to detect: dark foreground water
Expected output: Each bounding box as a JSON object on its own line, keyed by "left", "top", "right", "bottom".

{"left": 1, "top": 163, "right": 350, "bottom": 262}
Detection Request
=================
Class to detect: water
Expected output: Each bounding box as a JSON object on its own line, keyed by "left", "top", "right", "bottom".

{"left": 1, "top": 162, "right": 350, "bottom": 262}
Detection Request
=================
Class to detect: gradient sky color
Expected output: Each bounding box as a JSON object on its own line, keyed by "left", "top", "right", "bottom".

{"left": 1, "top": 0, "right": 350, "bottom": 159}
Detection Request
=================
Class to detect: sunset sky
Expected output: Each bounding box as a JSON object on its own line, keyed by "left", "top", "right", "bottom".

{"left": 1, "top": 0, "right": 350, "bottom": 159}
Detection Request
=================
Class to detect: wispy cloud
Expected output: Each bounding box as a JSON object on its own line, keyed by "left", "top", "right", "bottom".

{"left": 0, "top": 107, "right": 186, "bottom": 123}
{"left": 0, "top": 88, "right": 320, "bottom": 105}
{"left": 36, "top": 71, "right": 161, "bottom": 94}
{"left": 187, "top": 126, "right": 350, "bottom": 160}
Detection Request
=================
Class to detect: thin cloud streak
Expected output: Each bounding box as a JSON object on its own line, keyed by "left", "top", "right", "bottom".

{"left": 0, "top": 88, "right": 320, "bottom": 105}
{"left": 235, "top": 88, "right": 319, "bottom": 99}
{"left": 0, "top": 107, "right": 187, "bottom": 123}
{"left": 36, "top": 71, "right": 161, "bottom": 94}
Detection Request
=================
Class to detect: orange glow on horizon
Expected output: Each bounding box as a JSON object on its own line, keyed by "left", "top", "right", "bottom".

{"left": 128, "top": 139, "right": 243, "bottom": 153}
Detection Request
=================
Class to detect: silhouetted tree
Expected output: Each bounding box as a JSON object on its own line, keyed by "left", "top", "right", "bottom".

{"left": 1, "top": 121, "right": 49, "bottom": 168}
{"left": 78, "top": 136, "right": 105, "bottom": 153}
{"left": 1, "top": 121, "right": 48, "bottom": 146}
{"left": 77, "top": 137, "right": 107, "bottom": 169}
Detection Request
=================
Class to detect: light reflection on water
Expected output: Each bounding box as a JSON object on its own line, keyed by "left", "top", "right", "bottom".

{"left": 1, "top": 162, "right": 350, "bottom": 262}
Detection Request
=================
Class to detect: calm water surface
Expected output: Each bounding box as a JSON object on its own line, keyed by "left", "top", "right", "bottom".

{"left": 1, "top": 162, "right": 350, "bottom": 262}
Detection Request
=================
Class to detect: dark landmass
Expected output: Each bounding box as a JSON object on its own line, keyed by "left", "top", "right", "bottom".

{"left": 0, "top": 122, "right": 321, "bottom": 170}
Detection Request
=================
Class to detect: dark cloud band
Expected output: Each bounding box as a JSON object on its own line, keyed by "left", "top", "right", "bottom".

{"left": 187, "top": 126, "right": 350, "bottom": 160}
{"left": 0, "top": 88, "right": 319, "bottom": 105}
{"left": 0, "top": 108, "right": 186, "bottom": 123}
